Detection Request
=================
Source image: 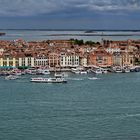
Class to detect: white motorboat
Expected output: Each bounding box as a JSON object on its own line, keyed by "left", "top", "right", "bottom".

{"left": 26, "top": 68, "right": 37, "bottom": 75}
{"left": 71, "top": 68, "right": 87, "bottom": 74}
{"left": 42, "top": 69, "right": 50, "bottom": 75}
{"left": 37, "top": 69, "right": 50, "bottom": 75}
{"left": 54, "top": 72, "right": 68, "bottom": 78}
{"left": 91, "top": 68, "right": 103, "bottom": 74}
{"left": 71, "top": 68, "right": 80, "bottom": 74}
{"left": 130, "top": 67, "right": 136, "bottom": 72}
{"left": 12, "top": 69, "right": 22, "bottom": 76}
{"left": 115, "top": 67, "right": 123, "bottom": 73}
{"left": 30, "top": 73, "right": 67, "bottom": 83}
{"left": 101, "top": 68, "right": 108, "bottom": 74}
{"left": 124, "top": 68, "right": 130, "bottom": 73}
{"left": 112, "top": 67, "right": 123, "bottom": 73}
{"left": 80, "top": 70, "right": 88, "bottom": 74}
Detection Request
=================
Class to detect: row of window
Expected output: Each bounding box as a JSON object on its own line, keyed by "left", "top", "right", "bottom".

{"left": 60, "top": 62, "right": 79, "bottom": 65}
{"left": 35, "top": 61, "right": 47, "bottom": 66}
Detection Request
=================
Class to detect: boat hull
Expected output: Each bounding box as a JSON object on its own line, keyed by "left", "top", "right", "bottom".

{"left": 31, "top": 80, "right": 67, "bottom": 83}
{"left": 30, "top": 78, "right": 67, "bottom": 83}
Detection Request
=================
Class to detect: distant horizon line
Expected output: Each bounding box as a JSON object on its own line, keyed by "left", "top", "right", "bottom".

{"left": 0, "top": 29, "right": 140, "bottom": 32}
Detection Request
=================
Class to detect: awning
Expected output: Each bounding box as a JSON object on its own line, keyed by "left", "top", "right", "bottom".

{"left": 0, "top": 66, "right": 15, "bottom": 69}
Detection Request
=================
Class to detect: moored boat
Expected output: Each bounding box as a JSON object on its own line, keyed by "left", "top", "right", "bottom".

{"left": 37, "top": 69, "right": 50, "bottom": 75}
{"left": 91, "top": 68, "right": 103, "bottom": 74}
{"left": 54, "top": 72, "right": 65, "bottom": 77}
{"left": 12, "top": 69, "right": 22, "bottom": 76}
{"left": 101, "top": 68, "right": 108, "bottom": 74}
{"left": 113, "top": 66, "right": 123, "bottom": 73}
{"left": 71, "top": 68, "right": 80, "bottom": 74}
{"left": 25, "top": 68, "right": 37, "bottom": 75}
{"left": 134, "top": 66, "right": 140, "bottom": 72}
{"left": 71, "top": 67, "right": 87, "bottom": 74}
{"left": 80, "top": 70, "right": 88, "bottom": 74}
{"left": 123, "top": 67, "right": 130, "bottom": 73}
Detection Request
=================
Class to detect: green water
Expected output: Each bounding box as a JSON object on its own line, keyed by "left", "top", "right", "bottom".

{"left": 0, "top": 73, "right": 140, "bottom": 140}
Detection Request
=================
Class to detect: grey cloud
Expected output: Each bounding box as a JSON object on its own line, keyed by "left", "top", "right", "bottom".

{"left": 89, "top": 0, "right": 140, "bottom": 11}
{"left": 0, "top": 0, "right": 140, "bottom": 16}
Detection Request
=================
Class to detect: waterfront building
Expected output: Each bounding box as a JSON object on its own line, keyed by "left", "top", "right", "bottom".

{"left": 48, "top": 52, "right": 60, "bottom": 67}
{"left": 0, "top": 39, "right": 140, "bottom": 68}
{"left": 119, "top": 44, "right": 135, "bottom": 67}
{"left": 0, "top": 56, "right": 17, "bottom": 67}
{"left": 0, "top": 57, "right": 3, "bottom": 66}
{"left": 112, "top": 52, "right": 122, "bottom": 66}
{"left": 80, "top": 55, "right": 88, "bottom": 67}
{"left": 88, "top": 48, "right": 112, "bottom": 67}
{"left": 121, "top": 52, "right": 134, "bottom": 67}
{"left": 60, "top": 53, "right": 80, "bottom": 67}
{"left": 35, "top": 54, "right": 48, "bottom": 67}
{"left": 18, "top": 57, "right": 35, "bottom": 67}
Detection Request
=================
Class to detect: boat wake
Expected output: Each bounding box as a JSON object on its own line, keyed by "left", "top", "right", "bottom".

{"left": 88, "top": 77, "right": 100, "bottom": 80}
{"left": 111, "top": 113, "right": 140, "bottom": 120}
{"left": 68, "top": 78, "right": 84, "bottom": 81}
{"left": 124, "top": 113, "right": 140, "bottom": 118}
{"left": 93, "top": 113, "right": 140, "bottom": 122}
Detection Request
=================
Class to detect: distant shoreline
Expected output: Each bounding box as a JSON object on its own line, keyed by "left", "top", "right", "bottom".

{"left": 0, "top": 29, "right": 140, "bottom": 32}
{"left": 0, "top": 33, "right": 6, "bottom": 36}
{"left": 46, "top": 34, "right": 137, "bottom": 37}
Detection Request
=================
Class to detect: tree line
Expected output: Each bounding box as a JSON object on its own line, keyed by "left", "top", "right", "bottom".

{"left": 70, "top": 39, "right": 100, "bottom": 46}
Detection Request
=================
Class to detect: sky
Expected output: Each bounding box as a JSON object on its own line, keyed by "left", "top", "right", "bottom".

{"left": 0, "top": 0, "right": 140, "bottom": 29}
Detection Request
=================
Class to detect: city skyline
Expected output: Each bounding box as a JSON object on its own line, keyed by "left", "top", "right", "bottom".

{"left": 0, "top": 0, "right": 140, "bottom": 29}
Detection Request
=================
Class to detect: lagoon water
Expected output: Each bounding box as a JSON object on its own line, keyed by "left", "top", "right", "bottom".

{"left": 0, "top": 72, "right": 140, "bottom": 140}
{"left": 1, "top": 30, "right": 140, "bottom": 139}
{"left": 1, "top": 29, "right": 140, "bottom": 41}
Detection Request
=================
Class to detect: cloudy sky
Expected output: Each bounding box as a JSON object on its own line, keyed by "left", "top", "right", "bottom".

{"left": 0, "top": 0, "right": 140, "bottom": 29}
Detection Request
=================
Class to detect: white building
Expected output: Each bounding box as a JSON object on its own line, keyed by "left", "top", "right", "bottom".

{"left": 18, "top": 57, "right": 35, "bottom": 67}
{"left": 35, "top": 55, "right": 48, "bottom": 67}
{"left": 60, "top": 53, "right": 79, "bottom": 67}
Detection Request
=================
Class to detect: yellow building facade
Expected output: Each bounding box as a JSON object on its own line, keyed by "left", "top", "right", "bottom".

{"left": 0, "top": 57, "right": 17, "bottom": 67}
